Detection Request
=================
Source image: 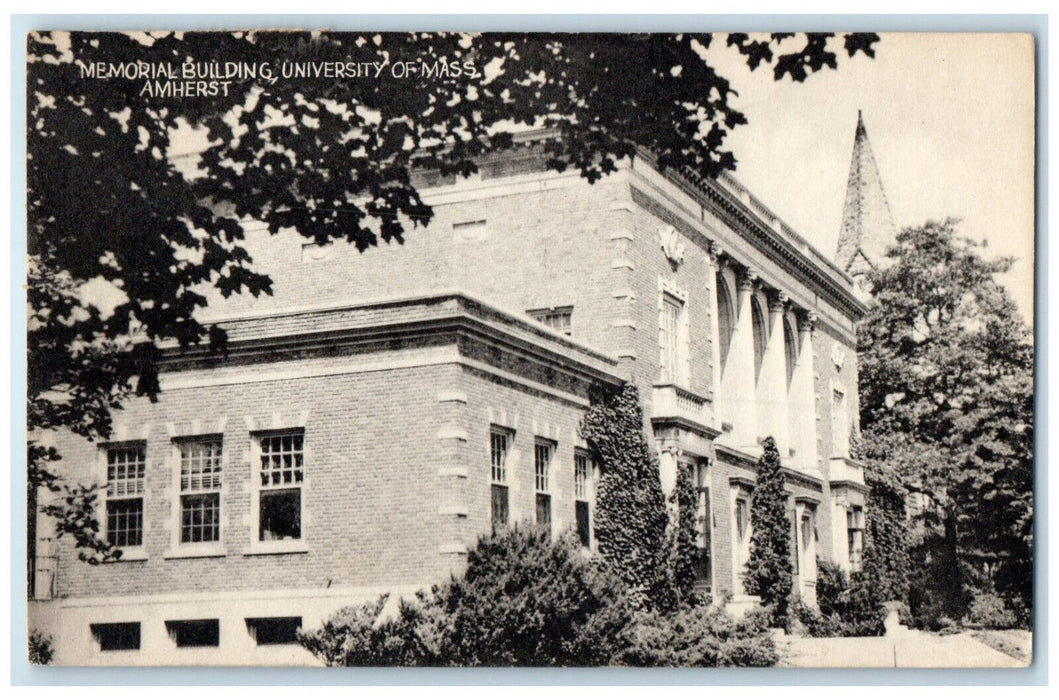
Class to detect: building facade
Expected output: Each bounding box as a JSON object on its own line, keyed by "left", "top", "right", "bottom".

{"left": 30, "top": 124, "right": 886, "bottom": 665}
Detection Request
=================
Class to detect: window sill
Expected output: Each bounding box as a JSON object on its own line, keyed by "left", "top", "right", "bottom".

{"left": 163, "top": 545, "right": 227, "bottom": 560}
{"left": 104, "top": 548, "right": 148, "bottom": 563}
{"left": 244, "top": 541, "right": 309, "bottom": 556}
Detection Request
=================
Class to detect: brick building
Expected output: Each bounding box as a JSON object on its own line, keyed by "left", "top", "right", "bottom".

{"left": 29, "top": 122, "right": 891, "bottom": 665}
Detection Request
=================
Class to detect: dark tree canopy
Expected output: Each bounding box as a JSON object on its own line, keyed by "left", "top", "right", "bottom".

{"left": 856, "top": 219, "right": 1034, "bottom": 620}
{"left": 27, "top": 30, "right": 879, "bottom": 559}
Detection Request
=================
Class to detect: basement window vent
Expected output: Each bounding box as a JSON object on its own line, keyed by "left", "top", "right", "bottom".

{"left": 246, "top": 617, "right": 303, "bottom": 646}
{"left": 91, "top": 622, "right": 141, "bottom": 652}
{"left": 166, "top": 619, "right": 220, "bottom": 648}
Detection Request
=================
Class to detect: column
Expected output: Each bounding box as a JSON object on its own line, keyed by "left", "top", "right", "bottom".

{"left": 789, "top": 311, "right": 820, "bottom": 474}
{"left": 759, "top": 290, "right": 789, "bottom": 456}
{"left": 706, "top": 243, "right": 724, "bottom": 432}
{"left": 727, "top": 266, "right": 758, "bottom": 450}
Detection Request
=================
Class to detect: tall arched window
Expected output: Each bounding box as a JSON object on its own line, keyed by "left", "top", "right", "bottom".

{"left": 752, "top": 298, "right": 768, "bottom": 382}
{"left": 715, "top": 273, "right": 735, "bottom": 377}
{"left": 784, "top": 317, "right": 798, "bottom": 390}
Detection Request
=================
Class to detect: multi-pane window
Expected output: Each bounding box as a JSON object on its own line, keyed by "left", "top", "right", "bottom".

{"left": 660, "top": 293, "right": 685, "bottom": 383}
{"left": 490, "top": 428, "right": 511, "bottom": 533}
{"left": 178, "top": 439, "right": 222, "bottom": 544}
{"left": 847, "top": 506, "right": 865, "bottom": 571}
{"left": 534, "top": 439, "right": 554, "bottom": 529}
{"left": 574, "top": 450, "right": 592, "bottom": 548}
{"left": 257, "top": 431, "right": 304, "bottom": 541}
{"left": 105, "top": 444, "right": 146, "bottom": 548}
{"left": 529, "top": 306, "right": 573, "bottom": 336}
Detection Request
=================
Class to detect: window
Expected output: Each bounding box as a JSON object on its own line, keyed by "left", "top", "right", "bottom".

{"left": 574, "top": 450, "right": 592, "bottom": 547}
{"left": 735, "top": 497, "right": 749, "bottom": 541}
{"left": 733, "top": 493, "right": 752, "bottom": 587}
{"left": 832, "top": 389, "right": 849, "bottom": 457}
{"left": 692, "top": 463, "right": 712, "bottom": 590}
{"left": 716, "top": 274, "right": 735, "bottom": 377}
{"left": 751, "top": 298, "right": 768, "bottom": 382}
{"left": 801, "top": 513, "right": 814, "bottom": 550}
{"left": 660, "top": 292, "right": 686, "bottom": 383}
{"left": 91, "top": 622, "right": 140, "bottom": 651}
{"left": 490, "top": 428, "right": 511, "bottom": 532}
{"left": 105, "top": 443, "right": 146, "bottom": 548}
{"left": 166, "top": 619, "right": 220, "bottom": 648}
{"left": 257, "top": 431, "right": 304, "bottom": 541}
{"left": 847, "top": 506, "right": 865, "bottom": 571}
{"left": 534, "top": 439, "right": 554, "bottom": 529}
{"left": 529, "top": 306, "right": 573, "bottom": 336}
{"left": 177, "top": 438, "right": 222, "bottom": 544}
{"left": 246, "top": 617, "right": 302, "bottom": 646}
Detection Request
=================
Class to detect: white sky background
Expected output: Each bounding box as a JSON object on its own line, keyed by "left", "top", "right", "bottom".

{"left": 702, "top": 32, "right": 1037, "bottom": 322}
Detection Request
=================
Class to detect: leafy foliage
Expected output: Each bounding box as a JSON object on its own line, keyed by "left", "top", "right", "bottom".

{"left": 580, "top": 383, "right": 670, "bottom": 609}
{"left": 861, "top": 459, "right": 911, "bottom": 603}
{"left": 668, "top": 463, "right": 701, "bottom": 606}
{"left": 300, "top": 528, "right": 630, "bottom": 666}
{"left": 794, "top": 559, "right": 888, "bottom": 637}
{"left": 29, "top": 630, "right": 54, "bottom": 665}
{"left": 300, "top": 526, "right": 776, "bottom": 667}
{"left": 27, "top": 30, "right": 878, "bottom": 557}
{"left": 966, "top": 590, "right": 1018, "bottom": 630}
{"left": 857, "top": 219, "right": 1034, "bottom": 624}
{"left": 742, "top": 437, "right": 792, "bottom": 627}
{"left": 618, "top": 604, "right": 778, "bottom": 667}
{"left": 442, "top": 528, "right": 631, "bottom": 666}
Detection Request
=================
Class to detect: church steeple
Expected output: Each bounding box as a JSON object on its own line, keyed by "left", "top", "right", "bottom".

{"left": 835, "top": 111, "right": 897, "bottom": 279}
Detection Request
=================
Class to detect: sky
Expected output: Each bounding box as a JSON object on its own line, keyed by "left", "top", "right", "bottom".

{"left": 701, "top": 33, "right": 1037, "bottom": 323}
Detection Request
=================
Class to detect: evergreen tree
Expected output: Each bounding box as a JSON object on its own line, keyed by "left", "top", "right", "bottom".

{"left": 743, "top": 437, "right": 793, "bottom": 627}
{"left": 660, "top": 464, "right": 701, "bottom": 608}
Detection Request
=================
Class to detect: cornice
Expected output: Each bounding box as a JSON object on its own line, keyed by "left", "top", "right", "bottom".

{"left": 160, "top": 292, "right": 624, "bottom": 390}
{"left": 650, "top": 415, "right": 722, "bottom": 441}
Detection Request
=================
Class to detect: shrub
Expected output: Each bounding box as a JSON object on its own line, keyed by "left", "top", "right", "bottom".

{"left": 966, "top": 590, "right": 1018, "bottom": 629}
{"left": 29, "top": 629, "right": 54, "bottom": 665}
{"left": 300, "top": 527, "right": 631, "bottom": 666}
{"left": 794, "top": 559, "right": 888, "bottom": 637}
{"left": 297, "top": 590, "right": 448, "bottom": 666}
{"left": 619, "top": 603, "right": 778, "bottom": 667}
{"left": 443, "top": 527, "right": 631, "bottom": 666}
{"left": 815, "top": 558, "right": 848, "bottom": 617}
{"left": 301, "top": 526, "right": 779, "bottom": 667}
{"left": 790, "top": 600, "right": 845, "bottom": 638}
{"left": 743, "top": 437, "right": 793, "bottom": 628}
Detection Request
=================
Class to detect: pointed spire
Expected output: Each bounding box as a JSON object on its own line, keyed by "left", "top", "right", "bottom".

{"left": 835, "top": 111, "right": 897, "bottom": 278}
